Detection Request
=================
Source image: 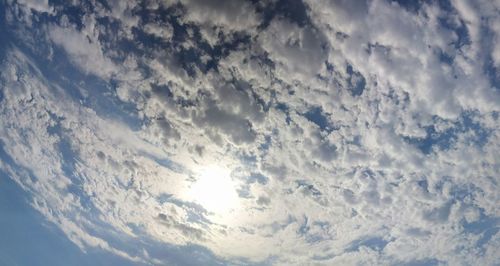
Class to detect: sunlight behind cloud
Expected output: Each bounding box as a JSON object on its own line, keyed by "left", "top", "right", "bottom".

{"left": 188, "top": 165, "right": 240, "bottom": 216}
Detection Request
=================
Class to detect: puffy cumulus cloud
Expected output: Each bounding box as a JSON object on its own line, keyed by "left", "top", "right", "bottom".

{"left": 0, "top": 0, "right": 499, "bottom": 265}
{"left": 259, "top": 18, "right": 328, "bottom": 81}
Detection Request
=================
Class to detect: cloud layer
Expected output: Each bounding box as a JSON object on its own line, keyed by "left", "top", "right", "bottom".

{"left": 0, "top": 0, "right": 499, "bottom": 265}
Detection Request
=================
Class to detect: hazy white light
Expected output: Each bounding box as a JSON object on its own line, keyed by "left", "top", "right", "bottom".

{"left": 189, "top": 165, "right": 239, "bottom": 214}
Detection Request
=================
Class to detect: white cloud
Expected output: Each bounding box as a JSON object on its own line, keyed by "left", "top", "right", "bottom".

{"left": 48, "top": 25, "right": 118, "bottom": 79}
{"left": 13, "top": 0, "right": 52, "bottom": 14}
{"left": 178, "top": 0, "right": 260, "bottom": 32}
{"left": 1, "top": 0, "right": 499, "bottom": 265}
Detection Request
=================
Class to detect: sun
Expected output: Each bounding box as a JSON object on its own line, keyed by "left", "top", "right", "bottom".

{"left": 188, "top": 165, "right": 239, "bottom": 214}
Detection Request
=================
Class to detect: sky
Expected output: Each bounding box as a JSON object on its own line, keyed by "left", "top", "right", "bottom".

{"left": 0, "top": 0, "right": 499, "bottom": 265}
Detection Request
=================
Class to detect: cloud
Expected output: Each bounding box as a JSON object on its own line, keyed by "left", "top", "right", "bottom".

{"left": 0, "top": 0, "right": 499, "bottom": 265}
{"left": 48, "top": 25, "right": 118, "bottom": 79}
{"left": 178, "top": 0, "right": 260, "bottom": 32}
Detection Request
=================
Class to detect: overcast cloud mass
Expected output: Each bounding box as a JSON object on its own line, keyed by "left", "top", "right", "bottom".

{"left": 0, "top": 0, "right": 499, "bottom": 265}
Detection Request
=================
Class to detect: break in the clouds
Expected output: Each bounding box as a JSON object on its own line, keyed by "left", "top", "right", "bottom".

{"left": 0, "top": 0, "right": 499, "bottom": 265}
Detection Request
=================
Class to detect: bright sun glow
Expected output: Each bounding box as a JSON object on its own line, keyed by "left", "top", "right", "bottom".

{"left": 189, "top": 165, "right": 239, "bottom": 214}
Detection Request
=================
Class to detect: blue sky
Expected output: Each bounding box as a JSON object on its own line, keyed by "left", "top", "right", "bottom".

{"left": 0, "top": 0, "right": 499, "bottom": 265}
{"left": 0, "top": 171, "right": 138, "bottom": 266}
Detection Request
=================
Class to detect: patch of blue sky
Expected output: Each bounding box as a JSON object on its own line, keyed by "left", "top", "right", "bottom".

{"left": 148, "top": 155, "right": 187, "bottom": 174}
{"left": 296, "top": 180, "right": 322, "bottom": 197}
{"left": 247, "top": 172, "right": 269, "bottom": 185}
{"left": 0, "top": 171, "right": 138, "bottom": 266}
{"left": 462, "top": 211, "right": 500, "bottom": 251}
{"left": 262, "top": 134, "right": 273, "bottom": 150}
{"left": 99, "top": 18, "right": 142, "bottom": 60}
{"left": 275, "top": 102, "right": 291, "bottom": 125}
{"left": 297, "top": 216, "right": 310, "bottom": 235}
{"left": 304, "top": 106, "right": 335, "bottom": 132}
{"left": 346, "top": 64, "right": 366, "bottom": 97}
{"left": 311, "top": 253, "right": 336, "bottom": 261}
{"left": 237, "top": 184, "right": 253, "bottom": 199}
{"left": 438, "top": 48, "right": 455, "bottom": 65}
{"left": 238, "top": 152, "right": 259, "bottom": 168}
{"left": 344, "top": 236, "right": 391, "bottom": 252}
{"left": 403, "top": 112, "right": 491, "bottom": 154}
{"left": 255, "top": 0, "right": 310, "bottom": 29}
{"left": 404, "top": 258, "right": 442, "bottom": 266}
{"left": 485, "top": 61, "right": 500, "bottom": 91}
{"left": 296, "top": 216, "right": 331, "bottom": 244}
{"left": 417, "top": 179, "right": 430, "bottom": 193}
{"left": 390, "top": 0, "right": 428, "bottom": 13}
{"left": 423, "top": 201, "right": 453, "bottom": 223}
{"left": 155, "top": 193, "right": 211, "bottom": 224}
{"left": 150, "top": 82, "right": 174, "bottom": 100}
{"left": 436, "top": 0, "right": 471, "bottom": 49}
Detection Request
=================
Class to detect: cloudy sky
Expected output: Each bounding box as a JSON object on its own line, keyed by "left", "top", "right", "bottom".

{"left": 0, "top": 0, "right": 499, "bottom": 265}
